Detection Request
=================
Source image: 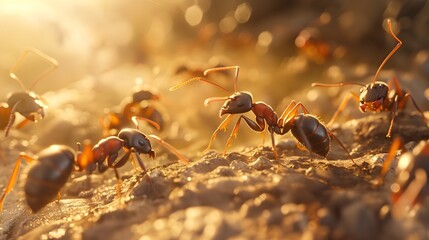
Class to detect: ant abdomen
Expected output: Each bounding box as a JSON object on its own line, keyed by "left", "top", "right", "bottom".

{"left": 291, "top": 114, "right": 330, "bottom": 157}
{"left": 24, "top": 145, "right": 75, "bottom": 213}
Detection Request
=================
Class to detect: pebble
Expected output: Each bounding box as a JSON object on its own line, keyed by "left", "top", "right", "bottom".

{"left": 249, "top": 156, "right": 273, "bottom": 170}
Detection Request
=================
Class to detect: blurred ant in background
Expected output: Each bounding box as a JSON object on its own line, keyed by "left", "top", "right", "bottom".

{"left": 171, "top": 66, "right": 358, "bottom": 167}
{"left": 0, "top": 117, "right": 188, "bottom": 213}
{"left": 312, "top": 19, "right": 428, "bottom": 137}
{"left": 174, "top": 63, "right": 231, "bottom": 78}
{"left": 378, "top": 138, "right": 429, "bottom": 219}
{"left": 0, "top": 49, "right": 58, "bottom": 137}
{"left": 101, "top": 85, "right": 165, "bottom": 137}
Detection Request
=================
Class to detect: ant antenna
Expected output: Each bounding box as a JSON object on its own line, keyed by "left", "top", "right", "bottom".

{"left": 132, "top": 116, "right": 161, "bottom": 131}
{"left": 311, "top": 82, "right": 366, "bottom": 88}
{"left": 372, "top": 19, "right": 402, "bottom": 84}
{"left": 204, "top": 96, "right": 229, "bottom": 106}
{"left": 169, "top": 77, "right": 230, "bottom": 93}
{"left": 204, "top": 65, "right": 240, "bottom": 93}
{"left": 9, "top": 48, "right": 58, "bottom": 92}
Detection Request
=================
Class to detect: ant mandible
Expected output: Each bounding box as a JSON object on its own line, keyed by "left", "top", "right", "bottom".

{"left": 378, "top": 138, "right": 429, "bottom": 218}
{"left": 170, "top": 66, "right": 358, "bottom": 167}
{"left": 102, "top": 86, "right": 164, "bottom": 137}
{"left": 0, "top": 49, "right": 58, "bottom": 137}
{"left": 0, "top": 118, "right": 189, "bottom": 213}
{"left": 312, "top": 19, "right": 427, "bottom": 138}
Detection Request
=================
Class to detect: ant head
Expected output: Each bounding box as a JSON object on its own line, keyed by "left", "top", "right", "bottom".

{"left": 358, "top": 82, "right": 389, "bottom": 112}
{"left": 118, "top": 128, "right": 154, "bottom": 157}
{"left": 132, "top": 89, "right": 160, "bottom": 103}
{"left": 220, "top": 91, "right": 253, "bottom": 116}
{"left": 7, "top": 92, "right": 46, "bottom": 121}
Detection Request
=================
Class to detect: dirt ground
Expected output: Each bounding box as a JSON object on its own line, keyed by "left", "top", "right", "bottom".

{"left": 0, "top": 110, "right": 428, "bottom": 240}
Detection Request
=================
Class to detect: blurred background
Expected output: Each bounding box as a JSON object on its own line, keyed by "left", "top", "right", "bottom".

{"left": 1, "top": 0, "right": 429, "bottom": 154}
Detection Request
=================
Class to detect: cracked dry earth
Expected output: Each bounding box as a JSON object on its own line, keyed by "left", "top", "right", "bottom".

{"left": 1, "top": 111, "right": 429, "bottom": 240}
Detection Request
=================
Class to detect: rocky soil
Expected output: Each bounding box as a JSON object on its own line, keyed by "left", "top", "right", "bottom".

{"left": 0, "top": 111, "right": 428, "bottom": 240}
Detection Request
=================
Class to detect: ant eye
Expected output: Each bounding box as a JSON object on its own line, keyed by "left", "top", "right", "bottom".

{"left": 237, "top": 102, "right": 244, "bottom": 107}
{"left": 138, "top": 139, "right": 146, "bottom": 146}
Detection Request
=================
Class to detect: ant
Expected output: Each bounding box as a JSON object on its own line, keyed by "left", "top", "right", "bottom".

{"left": 312, "top": 19, "right": 427, "bottom": 138}
{"left": 102, "top": 86, "right": 164, "bottom": 137}
{"left": 0, "top": 118, "right": 188, "bottom": 213}
{"left": 0, "top": 49, "right": 58, "bottom": 137}
{"left": 170, "top": 66, "right": 358, "bottom": 167}
{"left": 379, "top": 138, "right": 429, "bottom": 218}
{"left": 174, "top": 63, "right": 231, "bottom": 78}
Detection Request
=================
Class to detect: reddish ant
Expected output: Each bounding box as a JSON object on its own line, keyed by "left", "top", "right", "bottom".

{"left": 0, "top": 49, "right": 58, "bottom": 137}
{"left": 379, "top": 138, "right": 429, "bottom": 218}
{"left": 170, "top": 66, "right": 358, "bottom": 167}
{"left": 0, "top": 118, "right": 188, "bottom": 212}
{"left": 102, "top": 86, "right": 164, "bottom": 136}
{"left": 312, "top": 19, "right": 427, "bottom": 137}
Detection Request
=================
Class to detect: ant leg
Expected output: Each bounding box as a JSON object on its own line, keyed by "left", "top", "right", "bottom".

{"left": 201, "top": 114, "right": 234, "bottom": 155}
{"left": 326, "top": 128, "right": 359, "bottom": 168}
{"left": 404, "top": 93, "right": 428, "bottom": 125}
{"left": 111, "top": 150, "right": 132, "bottom": 169}
{"left": 4, "top": 101, "right": 22, "bottom": 137}
{"left": 387, "top": 95, "right": 399, "bottom": 138}
{"left": 277, "top": 100, "right": 297, "bottom": 127}
{"left": 260, "top": 131, "right": 265, "bottom": 146}
{"left": 328, "top": 91, "right": 359, "bottom": 126}
{"left": 148, "top": 135, "right": 189, "bottom": 164}
{"left": 388, "top": 76, "right": 404, "bottom": 96}
{"left": 15, "top": 119, "right": 31, "bottom": 130}
{"left": 132, "top": 151, "right": 148, "bottom": 173}
{"left": 0, "top": 104, "right": 11, "bottom": 130}
{"left": 378, "top": 137, "right": 402, "bottom": 184}
{"left": 224, "top": 115, "right": 265, "bottom": 155}
{"left": 0, "top": 153, "right": 35, "bottom": 210}
{"left": 57, "top": 192, "right": 61, "bottom": 204}
{"left": 204, "top": 66, "right": 240, "bottom": 92}
{"left": 113, "top": 167, "right": 123, "bottom": 200}
{"left": 281, "top": 102, "right": 310, "bottom": 132}
{"left": 392, "top": 169, "right": 427, "bottom": 219}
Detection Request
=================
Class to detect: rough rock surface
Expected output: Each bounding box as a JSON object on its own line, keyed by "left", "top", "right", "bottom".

{"left": 0, "top": 111, "right": 428, "bottom": 239}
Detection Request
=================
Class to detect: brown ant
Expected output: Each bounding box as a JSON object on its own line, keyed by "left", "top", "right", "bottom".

{"left": 0, "top": 118, "right": 188, "bottom": 212}
{"left": 102, "top": 87, "right": 164, "bottom": 137}
{"left": 379, "top": 138, "right": 429, "bottom": 218}
{"left": 312, "top": 19, "right": 427, "bottom": 138}
{"left": 170, "top": 66, "right": 358, "bottom": 167}
{"left": 174, "top": 63, "right": 231, "bottom": 78}
{"left": 0, "top": 49, "right": 58, "bottom": 137}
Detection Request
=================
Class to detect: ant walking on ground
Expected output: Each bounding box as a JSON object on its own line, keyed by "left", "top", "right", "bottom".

{"left": 0, "top": 117, "right": 188, "bottom": 213}
{"left": 102, "top": 86, "right": 165, "bottom": 137}
{"left": 170, "top": 66, "right": 358, "bottom": 167}
{"left": 312, "top": 19, "right": 428, "bottom": 138}
{"left": 378, "top": 137, "right": 429, "bottom": 219}
{"left": 0, "top": 48, "right": 58, "bottom": 137}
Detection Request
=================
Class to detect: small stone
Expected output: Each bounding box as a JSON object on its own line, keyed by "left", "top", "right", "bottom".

{"left": 249, "top": 156, "right": 273, "bottom": 170}
{"left": 214, "top": 166, "right": 236, "bottom": 176}
{"left": 230, "top": 160, "right": 251, "bottom": 172}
